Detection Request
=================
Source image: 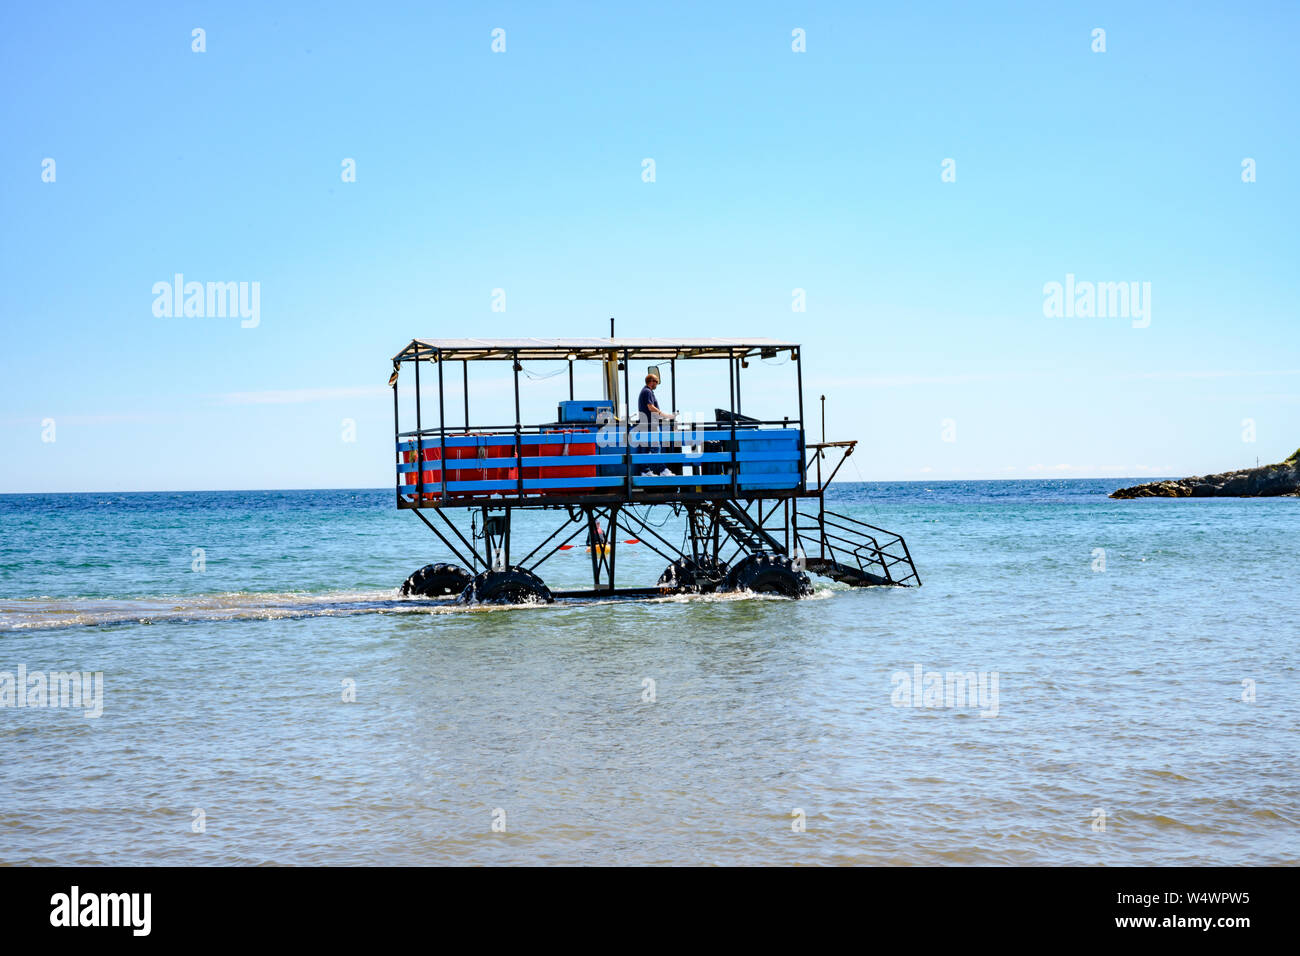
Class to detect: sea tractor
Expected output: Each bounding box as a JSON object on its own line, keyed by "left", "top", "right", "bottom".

{"left": 390, "top": 333, "right": 919, "bottom": 603}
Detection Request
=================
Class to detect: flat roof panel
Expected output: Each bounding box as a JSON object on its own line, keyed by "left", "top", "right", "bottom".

{"left": 393, "top": 337, "right": 799, "bottom": 362}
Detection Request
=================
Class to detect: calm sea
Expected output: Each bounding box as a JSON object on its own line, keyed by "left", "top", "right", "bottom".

{"left": 0, "top": 481, "right": 1295, "bottom": 865}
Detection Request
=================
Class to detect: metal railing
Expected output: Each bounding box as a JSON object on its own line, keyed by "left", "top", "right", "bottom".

{"left": 793, "top": 505, "right": 920, "bottom": 586}
{"left": 396, "top": 418, "right": 806, "bottom": 503}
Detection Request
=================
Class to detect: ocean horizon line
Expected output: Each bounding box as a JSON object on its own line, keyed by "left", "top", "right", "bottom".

{"left": 0, "top": 477, "right": 1159, "bottom": 496}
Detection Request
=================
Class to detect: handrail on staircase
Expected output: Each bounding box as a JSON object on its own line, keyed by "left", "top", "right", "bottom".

{"left": 792, "top": 504, "right": 921, "bottom": 587}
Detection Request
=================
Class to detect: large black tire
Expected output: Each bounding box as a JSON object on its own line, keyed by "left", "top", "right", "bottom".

{"left": 400, "top": 562, "right": 473, "bottom": 597}
{"left": 456, "top": 566, "right": 554, "bottom": 605}
{"left": 658, "top": 555, "right": 731, "bottom": 594}
{"left": 725, "top": 552, "right": 813, "bottom": 598}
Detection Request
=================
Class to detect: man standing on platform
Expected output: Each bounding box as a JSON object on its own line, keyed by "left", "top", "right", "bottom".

{"left": 637, "top": 372, "right": 675, "bottom": 477}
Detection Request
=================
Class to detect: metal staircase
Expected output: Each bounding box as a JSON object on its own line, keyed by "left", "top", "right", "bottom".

{"left": 793, "top": 505, "right": 920, "bottom": 587}
{"left": 708, "top": 500, "right": 919, "bottom": 588}
{"left": 714, "top": 501, "right": 783, "bottom": 556}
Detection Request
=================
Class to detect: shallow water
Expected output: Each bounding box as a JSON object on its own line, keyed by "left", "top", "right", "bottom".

{"left": 0, "top": 483, "right": 1296, "bottom": 865}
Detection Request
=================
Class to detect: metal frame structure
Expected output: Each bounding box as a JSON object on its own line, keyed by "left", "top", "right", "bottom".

{"left": 390, "top": 335, "right": 918, "bottom": 599}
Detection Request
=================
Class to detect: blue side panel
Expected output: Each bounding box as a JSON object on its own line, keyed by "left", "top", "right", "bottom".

{"left": 443, "top": 479, "right": 518, "bottom": 493}
{"left": 735, "top": 428, "right": 802, "bottom": 490}
{"left": 632, "top": 475, "right": 732, "bottom": 487}
{"left": 397, "top": 435, "right": 481, "bottom": 454}
{"left": 441, "top": 477, "right": 629, "bottom": 493}
{"left": 629, "top": 453, "right": 732, "bottom": 465}
{"left": 523, "top": 476, "right": 626, "bottom": 490}
{"left": 399, "top": 426, "right": 804, "bottom": 494}
{"left": 518, "top": 454, "right": 607, "bottom": 468}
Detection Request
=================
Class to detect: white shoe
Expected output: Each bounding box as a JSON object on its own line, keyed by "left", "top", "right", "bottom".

{"left": 641, "top": 468, "right": 657, "bottom": 477}
{"left": 659, "top": 468, "right": 674, "bottom": 477}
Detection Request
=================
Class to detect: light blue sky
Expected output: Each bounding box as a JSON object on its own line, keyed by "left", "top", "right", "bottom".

{"left": 2, "top": 1, "right": 1297, "bottom": 492}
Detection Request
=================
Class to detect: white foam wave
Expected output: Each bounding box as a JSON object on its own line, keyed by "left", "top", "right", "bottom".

{"left": 0, "top": 585, "right": 836, "bottom": 631}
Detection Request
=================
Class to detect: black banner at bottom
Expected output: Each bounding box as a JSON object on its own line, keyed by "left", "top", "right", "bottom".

{"left": 0, "top": 865, "right": 1278, "bottom": 942}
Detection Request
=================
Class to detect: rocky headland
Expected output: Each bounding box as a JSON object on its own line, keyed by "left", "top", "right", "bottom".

{"left": 1110, "top": 449, "right": 1300, "bottom": 499}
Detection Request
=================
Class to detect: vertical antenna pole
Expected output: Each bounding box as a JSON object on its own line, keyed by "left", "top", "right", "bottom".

{"left": 817, "top": 393, "right": 825, "bottom": 490}
{"left": 794, "top": 346, "right": 805, "bottom": 493}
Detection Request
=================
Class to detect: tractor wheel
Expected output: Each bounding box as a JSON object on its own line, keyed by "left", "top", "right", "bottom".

{"left": 400, "top": 562, "right": 473, "bottom": 597}
{"left": 456, "top": 567, "right": 554, "bottom": 605}
{"left": 725, "top": 552, "right": 813, "bottom": 598}
{"left": 657, "top": 555, "right": 730, "bottom": 594}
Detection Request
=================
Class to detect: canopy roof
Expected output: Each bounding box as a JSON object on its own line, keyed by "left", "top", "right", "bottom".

{"left": 393, "top": 337, "right": 799, "bottom": 363}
